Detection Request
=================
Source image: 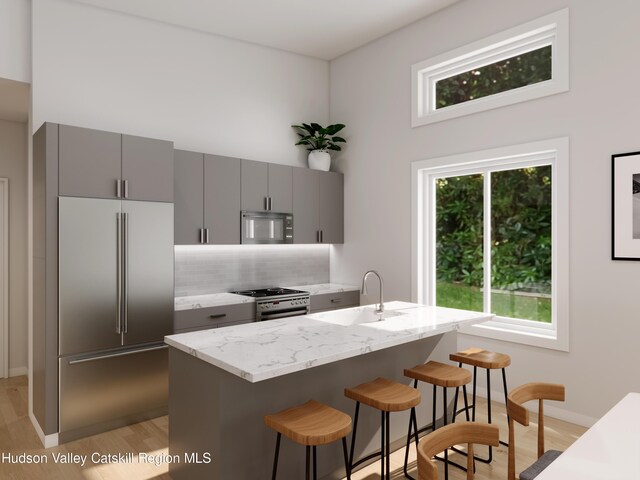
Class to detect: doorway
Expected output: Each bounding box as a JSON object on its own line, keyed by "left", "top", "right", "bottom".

{"left": 0, "top": 178, "right": 7, "bottom": 378}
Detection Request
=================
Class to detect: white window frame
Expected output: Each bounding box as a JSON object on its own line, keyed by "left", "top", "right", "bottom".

{"left": 411, "top": 138, "right": 569, "bottom": 351}
{"left": 411, "top": 9, "right": 569, "bottom": 127}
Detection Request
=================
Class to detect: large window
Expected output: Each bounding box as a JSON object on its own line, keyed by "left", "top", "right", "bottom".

{"left": 411, "top": 138, "right": 569, "bottom": 351}
{"left": 411, "top": 9, "right": 568, "bottom": 126}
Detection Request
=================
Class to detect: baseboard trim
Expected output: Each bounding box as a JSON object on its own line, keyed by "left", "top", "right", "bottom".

{"left": 9, "top": 366, "right": 28, "bottom": 377}
{"left": 472, "top": 386, "right": 598, "bottom": 428}
{"left": 29, "top": 413, "right": 59, "bottom": 448}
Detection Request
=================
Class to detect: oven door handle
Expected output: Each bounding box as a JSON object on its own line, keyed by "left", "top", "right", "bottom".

{"left": 258, "top": 307, "right": 309, "bottom": 321}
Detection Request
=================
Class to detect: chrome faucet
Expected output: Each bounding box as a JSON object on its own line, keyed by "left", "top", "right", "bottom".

{"left": 361, "top": 270, "right": 384, "bottom": 314}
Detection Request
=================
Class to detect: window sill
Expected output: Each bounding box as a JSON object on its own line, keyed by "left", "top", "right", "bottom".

{"left": 459, "top": 319, "right": 569, "bottom": 352}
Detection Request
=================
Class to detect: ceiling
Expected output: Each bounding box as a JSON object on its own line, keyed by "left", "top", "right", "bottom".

{"left": 0, "top": 78, "right": 29, "bottom": 123}
{"left": 71, "top": 0, "right": 460, "bottom": 60}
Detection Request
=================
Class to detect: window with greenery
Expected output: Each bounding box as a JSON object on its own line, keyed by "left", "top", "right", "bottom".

{"left": 411, "top": 9, "right": 568, "bottom": 127}
{"left": 435, "top": 46, "right": 552, "bottom": 109}
{"left": 434, "top": 166, "right": 552, "bottom": 323}
{"left": 413, "top": 140, "right": 567, "bottom": 349}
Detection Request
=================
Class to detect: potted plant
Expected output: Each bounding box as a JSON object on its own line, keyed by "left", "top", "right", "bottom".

{"left": 292, "top": 123, "right": 346, "bottom": 171}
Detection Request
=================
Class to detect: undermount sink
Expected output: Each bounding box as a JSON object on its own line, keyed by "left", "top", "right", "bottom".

{"left": 311, "top": 307, "right": 407, "bottom": 326}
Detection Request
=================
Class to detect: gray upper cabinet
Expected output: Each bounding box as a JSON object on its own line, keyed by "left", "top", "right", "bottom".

{"left": 241, "top": 160, "right": 292, "bottom": 213}
{"left": 174, "top": 150, "right": 204, "bottom": 245}
{"left": 319, "top": 171, "right": 344, "bottom": 244}
{"left": 268, "top": 163, "right": 292, "bottom": 213}
{"left": 292, "top": 167, "right": 343, "bottom": 244}
{"left": 122, "top": 135, "right": 174, "bottom": 202}
{"left": 58, "top": 124, "right": 173, "bottom": 202}
{"left": 241, "top": 160, "right": 269, "bottom": 211}
{"left": 205, "top": 155, "right": 241, "bottom": 245}
{"left": 174, "top": 151, "right": 241, "bottom": 245}
{"left": 59, "top": 125, "right": 121, "bottom": 199}
{"left": 292, "top": 168, "right": 320, "bottom": 244}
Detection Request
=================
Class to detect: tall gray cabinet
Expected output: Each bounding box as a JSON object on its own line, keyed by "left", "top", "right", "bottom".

{"left": 174, "top": 150, "right": 241, "bottom": 245}
{"left": 33, "top": 122, "right": 174, "bottom": 442}
{"left": 292, "top": 167, "right": 344, "bottom": 244}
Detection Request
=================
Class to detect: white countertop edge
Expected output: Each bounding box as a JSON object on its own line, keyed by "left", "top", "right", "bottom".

{"left": 165, "top": 312, "right": 492, "bottom": 382}
{"left": 174, "top": 283, "right": 359, "bottom": 311}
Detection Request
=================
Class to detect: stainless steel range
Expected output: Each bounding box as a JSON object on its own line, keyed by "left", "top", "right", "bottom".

{"left": 232, "top": 288, "right": 310, "bottom": 321}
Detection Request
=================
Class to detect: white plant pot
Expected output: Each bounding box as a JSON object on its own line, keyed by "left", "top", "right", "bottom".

{"left": 308, "top": 150, "right": 331, "bottom": 171}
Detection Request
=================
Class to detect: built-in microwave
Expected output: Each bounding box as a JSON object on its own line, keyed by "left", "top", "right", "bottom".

{"left": 241, "top": 211, "right": 293, "bottom": 244}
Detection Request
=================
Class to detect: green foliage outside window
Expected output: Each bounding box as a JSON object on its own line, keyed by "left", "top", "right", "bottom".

{"left": 435, "top": 45, "right": 552, "bottom": 109}
{"left": 435, "top": 167, "right": 552, "bottom": 294}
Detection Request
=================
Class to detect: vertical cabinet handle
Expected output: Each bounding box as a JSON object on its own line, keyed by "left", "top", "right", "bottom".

{"left": 123, "top": 180, "right": 129, "bottom": 199}
{"left": 205, "top": 228, "right": 210, "bottom": 244}
{"left": 199, "top": 228, "right": 204, "bottom": 244}
{"left": 116, "top": 213, "right": 122, "bottom": 334}
{"left": 123, "top": 212, "right": 129, "bottom": 334}
{"left": 264, "top": 197, "right": 268, "bottom": 211}
{"left": 316, "top": 230, "right": 320, "bottom": 243}
{"left": 116, "top": 179, "right": 122, "bottom": 198}
{"left": 268, "top": 197, "right": 272, "bottom": 211}
{"left": 320, "top": 230, "right": 324, "bottom": 243}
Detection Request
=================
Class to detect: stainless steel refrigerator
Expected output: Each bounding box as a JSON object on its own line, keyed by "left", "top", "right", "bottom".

{"left": 58, "top": 196, "right": 174, "bottom": 442}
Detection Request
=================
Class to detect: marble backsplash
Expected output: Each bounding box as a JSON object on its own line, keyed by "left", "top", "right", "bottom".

{"left": 174, "top": 244, "right": 330, "bottom": 297}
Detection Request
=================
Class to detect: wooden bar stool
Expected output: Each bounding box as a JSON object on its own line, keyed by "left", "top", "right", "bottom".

{"left": 449, "top": 347, "right": 511, "bottom": 462}
{"left": 344, "top": 377, "right": 421, "bottom": 480}
{"left": 264, "top": 400, "right": 352, "bottom": 480}
{"left": 403, "top": 361, "right": 472, "bottom": 480}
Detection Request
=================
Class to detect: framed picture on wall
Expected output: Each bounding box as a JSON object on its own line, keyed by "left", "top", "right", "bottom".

{"left": 612, "top": 151, "right": 640, "bottom": 260}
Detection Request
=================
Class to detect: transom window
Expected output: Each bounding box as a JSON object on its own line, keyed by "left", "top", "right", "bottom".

{"left": 411, "top": 138, "right": 569, "bottom": 351}
{"left": 412, "top": 9, "right": 568, "bottom": 126}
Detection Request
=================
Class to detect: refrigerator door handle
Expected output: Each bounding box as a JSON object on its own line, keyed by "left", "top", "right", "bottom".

{"left": 123, "top": 212, "right": 129, "bottom": 334}
{"left": 67, "top": 344, "right": 169, "bottom": 365}
{"left": 116, "top": 213, "right": 122, "bottom": 334}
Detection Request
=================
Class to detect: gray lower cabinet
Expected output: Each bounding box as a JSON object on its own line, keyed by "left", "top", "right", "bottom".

{"left": 58, "top": 123, "right": 174, "bottom": 202}
{"left": 310, "top": 291, "right": 360, "bottom": 313}
{"left": 241, "top": 160, "right": 292, "bottom": 213}
{"left": 292, "top": 167, "right": 344, "bottom": 244}
{"left": 174, "top": 151, "right": 241, "bottom": 245}
{"left": 174, "top": 303, "right": 255, "bottom": 333}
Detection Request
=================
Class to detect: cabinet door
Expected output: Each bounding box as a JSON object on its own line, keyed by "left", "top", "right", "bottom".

{"left": 268, "top": 164, "right": 292, "bottom": 213}
{"left": 319, "top": 171, "right": 344, "bottom": 244}
{"left": 204, "top": 155, "right": 241, "bottom": 244}
{"left": 122, "top": 135, "right": 174, "bottom": 202}
{"left": 58, "top": 125, "right": 121, "bottom": 199}
{"left": 292, "top": 167, "right": 319, "bottom": 244}
{"left": 174, "top": 150, "right": 204, "bottom": 245}
{"left": 241, "top": 160, "right": 268, "bottom": 211}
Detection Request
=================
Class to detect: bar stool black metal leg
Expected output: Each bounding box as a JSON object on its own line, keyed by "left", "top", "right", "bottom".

{"left": 432, "top": 385, "right": 437, "bottom": 432}
{"left": 380, "top": 410, "right": 386, "bottom": 479}
{"left": 348, "top": 402, "right": 360, "bottom": 469}
{"left": 403, "top": 407, "right": 420, "bottom": 479}
{"left": 271, "top": 433, "right": 281, "bottom": 480}
{"left": 443, "top": 387, "right": 449, "bottom": 480}
{"left": 342, "top": 437, "right": 351, "bottom": 480}
{"left": 313, "top": 446, "right": 317, "bottom": 480}
{"left": 462, "top": 384, "right": 470, "bottom": 421}
{"left": 472, "top": 366, "right": 477, "bottom": 421}
{"left": 486, "top": 368, "right": 493, "bottom": 463}
{"left": 305, "top": 446, "right": 310, "bottom": 480}
{"left": 452, "top": 386, "right": 460, "bottom": 424}
{"left": 386, "top": 411, "right": 391, "bottom": 480}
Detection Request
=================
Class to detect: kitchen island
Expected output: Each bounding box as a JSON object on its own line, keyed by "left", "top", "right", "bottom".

{"left": 165, "top": 301, "right": 492, "bottom": 480}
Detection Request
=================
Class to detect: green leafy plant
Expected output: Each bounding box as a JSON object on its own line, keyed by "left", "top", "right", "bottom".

{"left": 292, "top": 123, "right": 346, "bottom": 152}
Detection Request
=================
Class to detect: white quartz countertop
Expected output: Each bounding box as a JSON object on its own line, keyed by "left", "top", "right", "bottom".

{"left": 165, "top": 301, "right": 493, "bottom": 382}
{"left": 174, "top": 283, "right": 359, "bottom": 311}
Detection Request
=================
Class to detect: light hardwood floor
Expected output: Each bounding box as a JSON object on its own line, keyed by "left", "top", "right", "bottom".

{"left": 1, "top": 376, "right": 585, "bottom": 479}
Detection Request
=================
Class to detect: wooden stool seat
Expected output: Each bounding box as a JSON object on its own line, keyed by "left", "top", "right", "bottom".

{"left": 264, "top": 400, "right": 352, "bottom": 446}
{"left": 450, "top": 348, "right": 511, "bottom": 369}
{"left": 344, "top": 377, "right": 421, "bottom": 412}
{"left": 404, "top": 361, "right": 472, "bottom": 388}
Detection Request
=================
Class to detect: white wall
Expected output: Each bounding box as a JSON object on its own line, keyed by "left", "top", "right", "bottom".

{"left": 330, "top": 0, "right": 640, "bottom": 422}
{"left": 31, "top": 0, "right": 329, "bottom": 165}
{"left": 0, "top": 120, "right": 28, "bottom": 376}
{"left": 0, "top": 0, "right": 31, "bottom": 83}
